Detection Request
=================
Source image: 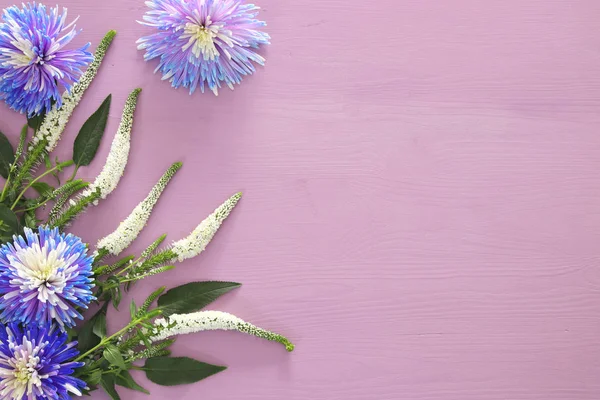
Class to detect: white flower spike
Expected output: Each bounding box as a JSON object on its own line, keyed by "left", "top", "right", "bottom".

{"left": 171, "top": 192, "right": 242, "bottom": 262}
{"left": 151, "top": 310, "right": 294, "bottom": 352}
{"left": 33, "top": 31, "right": 117, "bottom": 153}
{"left": 97, "top": 162, "right": 182, "bottom": 256}
{"left": 83, "top": 88, "right": 142, "bottom": 201}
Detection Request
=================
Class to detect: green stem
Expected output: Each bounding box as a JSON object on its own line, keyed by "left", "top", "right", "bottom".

{"left": 68, "top": 165, "right": 79, "bottom": 182}
{"left": 14, "top": 197, "right": 52, "bottom": 213}
{"left": 116, "top": 249, "right": 177, "bottom": 277}
{"left": 92, "top": 265, "right": 107, "bottom": 276}
{"left": 50, "top": 190, "right": 100, "bottom": 229}
{"left": 115, "top": 259, "right": 140, "bottom": 277}
{"left": 10, "top": 140, "right": 48, "bottom": 198}
{"left": 11, "top": 160, "right": 73, "bottom": 210}
{"left": 93, "top": 248, "right": 110, "bottom": 265}
{"left": 0, "top": 176, "right": 11, "bottom": 203}
{"left": 100, "top": 276, "right": 143, "bottom": 292}
{"left": 3, "top": 124, "right": 30, "bottom": 203}
{"left": 75, "top": 318, "right": 143, "bottom": 362}
{"left": 14, "top": 188, "right": 59, "bottom": 213}
{"left": 104, "top": 266, "right": 174, "bottom": 293}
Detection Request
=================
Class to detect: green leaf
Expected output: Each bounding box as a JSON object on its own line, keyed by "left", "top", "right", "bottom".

{"left": 92, "top": 312, "right": 107, "bottom": 338}
{"left": 65, "top": 327, "right": 78, "bottom": 343}
{"left": 0, "top": 131, "right": 15, "bottom": 179}
{"left": 31, "top": 182, "right": 54, "bottom": 197}
{"left": 140, "top": 332, "right": 152, "bottom": 349}
{"left": 73, "top": 94, "right": 111, "bottom": 167}
{"left": 78, "top": 303, "right": 108, "bottom": 353}
{"left": 14, "top": 124, "right": 28, "bottom": 163}
{"left": 87, "top": 369, "right": 103, "bottom": 386}
{"left": 103, "top": 344, "right": 127, "bottom": 370}
{"left": 158, "top": 281, "right": 241, "bottom": 317}
{"left": 27, "top": 112, "right": 46, "bottom": 132}
{"left": 116, "top": 370, "right": 150, "bottom": 394}
{"left": 0, "top": 204, "right": 19, "bottom": 243}
{"left": 77, "top": 322, "right": 100, "bottom": 354}
{"left": 112, "top": 286, "right": 122, "bottom": 309}
{"left": 44, "top": 153, "right": 52, "bottom": 170}
{"left": 23, "top": 211, "right": 37, "bottom": 229}
{"left": 144, "top": 357, "right": 226, "bottom": 386}
{"left": 100, "top": 374, "right": 121, "bottom": 400}
{"left": 129, "top": 300, "right": 137, "bottom": 320}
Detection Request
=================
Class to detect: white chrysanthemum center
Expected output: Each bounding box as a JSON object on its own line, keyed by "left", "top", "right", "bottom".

{"left": 6, "top": 242, "right": 72, "bottom": 305}
{"left": 182, "top": 17, "right": 223, "bottom": 60}
{"left": 6, "top": 35, "right": 35, "bottom": 67}
{"left": 0, "top": 338, "right": 48, "bottom": 399}
{"left": 5, "top": 31, "right": 60, "bottom": 90}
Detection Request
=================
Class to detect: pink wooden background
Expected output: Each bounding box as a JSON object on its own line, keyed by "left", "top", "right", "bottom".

{"left": 2, "top": 0, "right": 600, "bottom": 399}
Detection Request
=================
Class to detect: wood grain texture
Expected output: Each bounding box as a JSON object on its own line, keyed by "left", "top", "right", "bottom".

{"left": 1, "top": 0, "right": 600, "bottom": 399}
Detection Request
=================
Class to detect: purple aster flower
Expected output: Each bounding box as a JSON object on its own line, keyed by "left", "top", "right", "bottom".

{"left": 0, "top": 323, "right": 86, "bottom": 399}
{"left": 0, "top": 2, "right": 93, "bottom": 116}
{"left": 137, "top": 0, "right": 270, "bottom": 95}
{"left": 0, "top": 227, "right": 95, "bottom": 329}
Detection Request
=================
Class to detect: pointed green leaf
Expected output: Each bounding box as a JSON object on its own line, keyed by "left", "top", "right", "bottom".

{"left": 0, "top": 131, "right": 15, "bottom": 179}
{"left": 44, "top": 153, "right": 52, "bottom": 170}
{"left": 116, "top": 370, "right": 150, "bottom": 394}
{"left": 14, "top": 125, "right": 27, "bottom": 162}
{"left": 112, "top": 286, "right": 122, "bottom": 309}
{"left": 23, "top": 211, "right": 37, "bottom": 229}
{"left": 157, "top": 281, "right": 241, "bottom": 317}
{"left": 78, "top": 303, "right": 108, "bottom": 353}
{"left": 100, "top": 374, "right": 121, "bottom": 400}
{"left": 103, "top": 344, "right": 127, "bottom": 370}
{"left": 31, "top": 182, "right": 54, "bottom": 197}
{"left": 86, "top": 369, "right": 103, "bottom": 386}
{"left": 77, "top": 323, "right": 100, "bottom": 354}
{"left": 73, "top": 94, "right": 111, "bottom": 167}
{"left": 27, "top": 110, "right": 46, "bottom": 132}
{"left": 144, "top": 357, "right": 226, "bottom": 386}
{"left": 0, "top": 204, "right": 19, "bottom": 243}
{"left": 65, "top": 327, "right": 77, "bottom": 343}
{"left": 92, "top": 312, "right": 107, "bottom": 338}
{"left": 129, "top": 300, "right": 137, "bottom": 320}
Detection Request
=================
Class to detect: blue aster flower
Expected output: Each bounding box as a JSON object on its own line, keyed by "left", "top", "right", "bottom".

{"left": 0, "top": 227, "right": 94, "bottom": 329}
{"left": 0, "top": 2, "right": 93, "bottom": 116}
{"left": 0, "top": 323, "right": 86, "bottom": 400}
{"left": 137, "top": 0, "right": 270, "bottom": 95}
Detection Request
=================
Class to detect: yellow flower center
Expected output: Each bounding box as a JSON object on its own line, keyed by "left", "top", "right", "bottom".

{"left": 182, "top": 19, "right": 220, "bottom": 61}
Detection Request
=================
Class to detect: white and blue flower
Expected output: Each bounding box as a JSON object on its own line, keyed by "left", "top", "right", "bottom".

{"left": 137, "top": 0, "right": 270, "bottom": 95}
{"left": 0, "top": 323, "right": 86, "bottom": 400}
{"left": 0, "top": 227, "right": 94, "bottom": 328}
{"left": 0, "top": 3, "right": 93, "bottom": 116}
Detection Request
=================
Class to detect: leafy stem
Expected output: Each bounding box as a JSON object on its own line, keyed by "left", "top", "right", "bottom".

{"left": 75, "top": 309, "right": 162, "bottom": 362}
{"left": 76, "top": 318, "right": 142, "bottom": 362}
{"left": 100, "top": 271, "right": 168, "bottom": 292}
{"left": 11, "top": 160, "right": 74, "bottom": 210}
{"left": 10, "top": 139, "right": 48, "bottom": 198}
{"left": 14, "top": 197, "right": 53, "bottom": 213}
{"left": 116, "top": 249, "right": 177, "bottom": 278}
{"left": 113, "top": 256, "right": 143, "bottom": 278}
{"left": 1, "top": 125, "right": 28, "bottom": 203}
{"left": 0, "top": 176, "right": 11, "bottom": 203}
{"left": 68, "top": 165, "right": 80, "bottom": 182}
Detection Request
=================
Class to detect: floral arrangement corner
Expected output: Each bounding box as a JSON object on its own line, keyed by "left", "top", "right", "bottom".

{"left": 0, "top": 3, "right": 293, "bottom": 399}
